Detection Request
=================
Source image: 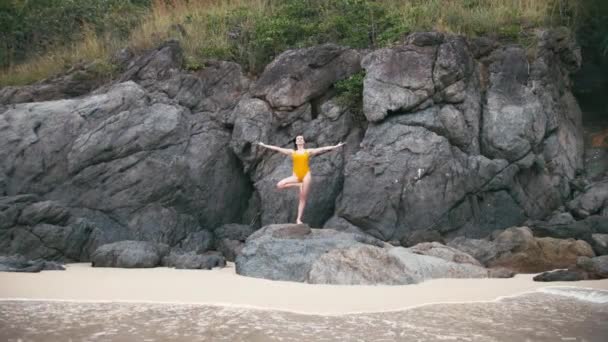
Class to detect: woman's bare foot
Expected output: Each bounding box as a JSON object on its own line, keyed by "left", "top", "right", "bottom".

{"left": 296, "top": 219, "right": 304, "bottom": 224}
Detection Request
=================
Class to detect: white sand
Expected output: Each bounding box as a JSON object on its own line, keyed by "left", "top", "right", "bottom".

{"left": 1, "top": 262, "right": 607, "bottom": 315}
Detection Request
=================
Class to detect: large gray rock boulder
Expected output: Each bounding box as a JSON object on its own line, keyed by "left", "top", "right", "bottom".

{"left": 161, "top": 250, "right": 226, "bottom": 269}
{"left": 388, "top": 247, "right": 488, "bottom": 282}
{"left": 447, "top": 236, "right": 498, "bottom": 265}
{"left": 567, "top": 180, "right": 608, "bottom": 218}
{"left": 119, "top": 39, "right": 184, "bottom": 86}
{"left": 236, "top": 224, "right": 486, "bottom": 284}
{"left": 334, "top": 119, "right": 525, "bottom": 240}
{"left": 307, "top": 245, "right": 417, "bottom": 285}
{"left": 408, "top": 241, "right": 483, "bottom": 266}
{"left": 481, "top": 46, "right": 546, "bottom": 162}
{"left": 534, "top": 255, "right": 608, "bottom": 281}
{"left": 448, "top": 226, "right": 595, "bottom": 273}
{"left": 333, "top": 29, "right": 584, "bottom": 241}
{"left": 91, "top": 240, "right": 169, "bottom": 268}
{"left": 0, "top": 196, "right": 93, "bottom": 261}
{"left": 212, "top": 223, "right": 256, "bottom": 261}
{"left": 533, "top": 269, "right": 588, "bottom": 281}
{"left": 577, "top": 255, "right": 608, "bottom": 278}
{"left": 362, "top": 44, "right": 436, "bottom": 122}
{"left": 0, "top": 255, "right": 65, "bottom": 272}
{"left": 0, "top": 61, "right": 111, "bottom": 105}
{"left": 177, "top": 230, "right": 214, "bottom": 254}
{"left": 235, "top": 224, "right": 375, "bottom": 282}
{"left": 591, "top": 234, "right": 608, "bottom": 255}
{"left": 0, "top": 80, "right": 252, "bottom": 261}
{"left": 253, "top": 44, "right": 362, "bottom": 110}
{"left": 152, "top": 60, "right": 250, "bottom": 123}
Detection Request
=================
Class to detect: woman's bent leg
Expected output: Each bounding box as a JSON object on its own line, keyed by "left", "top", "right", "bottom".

{"left": 277, "top": 175, "right": 300, "bottom": 190}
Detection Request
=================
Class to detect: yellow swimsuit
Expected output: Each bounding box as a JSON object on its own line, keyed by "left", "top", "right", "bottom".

{"left": 292, "top": 150, "right": 310, "bottom": 182}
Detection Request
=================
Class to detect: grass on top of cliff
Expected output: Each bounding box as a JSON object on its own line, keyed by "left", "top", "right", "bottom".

{"left": 0, "top": 0, "right": 589, "bottom": 87}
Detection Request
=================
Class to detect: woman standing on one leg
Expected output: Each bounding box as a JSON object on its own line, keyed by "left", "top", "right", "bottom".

{"left": 258, "top": 136, "right": 345, "bottom": 224}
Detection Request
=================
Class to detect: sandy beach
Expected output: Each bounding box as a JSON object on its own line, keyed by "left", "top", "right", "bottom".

{"left": 1, "top": 262, "right": 607, "bottom": 315}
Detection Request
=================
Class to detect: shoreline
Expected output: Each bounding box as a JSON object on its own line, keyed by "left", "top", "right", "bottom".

{"left": 1, "top": 262, "right": 607, "bottom": 315}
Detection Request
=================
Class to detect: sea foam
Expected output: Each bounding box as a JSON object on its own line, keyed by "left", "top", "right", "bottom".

{"left": 538, "top": 286, "right": 608, "bottom": 304}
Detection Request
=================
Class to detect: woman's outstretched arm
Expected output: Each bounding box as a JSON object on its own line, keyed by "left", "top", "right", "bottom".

{"left": 257, "top": 142, "right": 293, "bottom": 155}
{"left": 308, "top": 142, "right": 345, "bottom": 156}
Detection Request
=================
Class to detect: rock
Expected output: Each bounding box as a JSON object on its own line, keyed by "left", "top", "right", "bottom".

{"left": 535, "top": 237, "right": 595, "bottom": 268}
{"left": 253, "top": 44, "right": 361, "bottom": 109}
{"left": 237, "top": 224, "right": 486, "bottom": 284}
{"left": 216, "top": 239, "right": 244, "bottom": 262}
{"left": 153, "top": 60, "right": 250, "bottom": 118}
{"left": 361, "top": 44, "right": 436, "bottom": 122}
{"left": 469, "top": 36, "right": 498, "bottom": 58}
{"left": 0, "top": 255, "right": 65, "bottom": 272}
{"left": 449, "top": 227, "right": 596, "bottom": 273}
{"left": 547, "top": 211, "right": 576, "bottom": 225}
{"left": 533, "top": 269, "right": 588, "bottom": 281}
{"left": 481, "top": 46, "right": 546, "bottom": 162}
{"left": 528, "top": 219, "right": 593, "bottom": 243}
{"left": 591, "top": 234, "right": 608, "bottom": 255}
{"left": 401, "top": 230, "right": 445, "bottom": 247}
{"left": 308, "top": 245, "right": 416, "bottom": 285}
{"left": 408, "top": 242, "right": 483, "bottom": 266}
{"left": 389, "top": 247, "right": 488, "bottom": 282}
{"left": 0, "top": 217, "right": 94, "bottom": 262}
{"left": 567, "top": 180, "right": 608, "bottom": 218}
{"left": 447, "top": 237, "right": 498, "bottom": 265}
{"left": 214, "top": 224, "right": 256, "bottom": 242}
{"left": 229, "top": 97, "right": 274, "bottom": 173}
{"left": 162, "top": 250, "right": 225, "bottom": 269}
{"left": 0, "top": 61, "right": 112, "bottom": 105}
{"left": 487, "top": 227, "right": 595, "bottom": 273}
{"left": 585, "top": 216, "right": 608, "bottom": 234}
{"left": 235, "top": 224, "right": 374, "bottom": 282}
{"left": 119, "top": 39, "right": 184, "bottom": 86}
{"left": 18, "top": 201, "right": 70, "bottom": 226}
{"left": 178, "top": 230, "right": 214, "bottom": 254}
{"left": 111, "top": 47, "right": 135, "bottom": 69}
{"left": 584, "top": 146, "right": 608, "bottom": 182}
{"left": 528, "top": 214, "right": 608, "bottom": 244}
{"left": 404, "top": 32, "right": 444, "bottom": 47}
{"left": 322, "top": 216, "right": 365, "bottom": 235}
{"left": 211, "top": 223, "right": 254, "bottom": 261}
{"left": 91, "top": 241, "right": 169, "bottom": 268}
{"left": 577, "top": 255, "right": 608, "bottom": 278}
{"left": 487, "top": 267, "right": 515, "bottom": 278}
{"left": 1, "top": 80, "right": 252, "bottom": 260}
{"left": 335, "top": 120, "right": 524, "bottom": 240}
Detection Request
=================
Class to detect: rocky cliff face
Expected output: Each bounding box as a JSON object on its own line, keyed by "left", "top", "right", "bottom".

{"left": 1, "top": 30, "right": 603, "bottom": 262}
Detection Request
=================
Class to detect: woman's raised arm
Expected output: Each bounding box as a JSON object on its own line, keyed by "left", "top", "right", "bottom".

{"left": 257, "top": 142, "right": 293, "bottom": 155}
{"left": 307, "top": 142, "right": 345, "bottom": 156}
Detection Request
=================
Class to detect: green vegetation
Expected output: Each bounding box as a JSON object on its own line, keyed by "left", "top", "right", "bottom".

{"left": 0, "top": 0, "right": 605, "bottom": 87}
{"left": 0, "top": 0, "right": 149, "bottom": 85}
{"left": 334, "top": 70, "right": 365, "bottom": 112}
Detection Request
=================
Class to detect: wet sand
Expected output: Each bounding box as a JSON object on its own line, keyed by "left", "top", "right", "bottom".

{"left": 1, "top": 262, "right": 607, "bottom": 315}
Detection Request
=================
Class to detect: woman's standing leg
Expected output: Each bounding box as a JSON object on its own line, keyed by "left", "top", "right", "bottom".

{"left": 296, "top": 173, "right": 312, "bottom": 224}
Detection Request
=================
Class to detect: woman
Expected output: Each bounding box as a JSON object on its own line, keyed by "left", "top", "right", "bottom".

{"left": 258, "top": 136, "right": 345, "bottom": 224}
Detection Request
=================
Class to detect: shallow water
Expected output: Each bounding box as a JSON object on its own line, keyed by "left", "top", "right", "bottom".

{"left": 1, "top": 287, "right": 607, "bottom": 342}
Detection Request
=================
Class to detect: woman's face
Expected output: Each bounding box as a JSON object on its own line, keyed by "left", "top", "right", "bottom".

{"left": 295, "top": 135, "right": 305, "bottom": 146}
